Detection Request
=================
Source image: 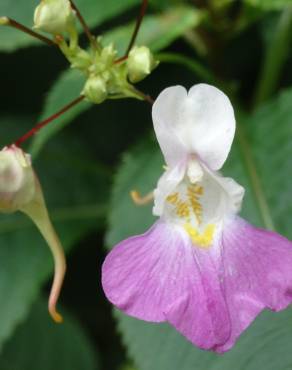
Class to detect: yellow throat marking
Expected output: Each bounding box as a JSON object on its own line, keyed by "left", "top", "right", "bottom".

{"left": 166, "top": 184, "right": 215, "bottom": 248}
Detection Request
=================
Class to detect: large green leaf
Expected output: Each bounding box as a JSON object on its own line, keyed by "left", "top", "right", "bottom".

{"left": 246, "top": 87, "right": 292, "bottom": 238}
{"left": 0, "top": 298, "right": 99, "bottom": 370}
{"left": 0, "top": 0, "right": 140, "bottom": 52}
{"left": 106, "top": 87, "right": 292, "bottom": 370}
{"left": 114, "top": 308, "right": 292, "bottom": 370}
{"left": 104, "top": 6, "right": 204, "bottom": 55}
{"left": 0, "top": 116, "right": 109, "bottom": 352}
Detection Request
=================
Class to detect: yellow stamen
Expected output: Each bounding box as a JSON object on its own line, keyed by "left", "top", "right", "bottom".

{"left": 184, "top": 223, "right": 216, "bottom": 248}
{"left": 130, "top": 190, "right": 154, "bottom": 206}
{"left": 187, "top": 185, "right": 204, "bottom": 224}
{"left": 166, "top": 192, "right": 179, "bottom": 204}
{"left": 176, "top": 201, "right": 190, "bottom": 218}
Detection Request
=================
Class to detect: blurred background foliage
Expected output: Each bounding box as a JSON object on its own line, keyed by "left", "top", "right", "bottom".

{"left": 0, "top": 0, "right": 292, "bottom": 369}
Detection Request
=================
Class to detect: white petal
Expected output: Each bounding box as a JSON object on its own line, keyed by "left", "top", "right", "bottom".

{"left": 153, "top": 162, "right": 186, "bottom": 217}
{"left": 152, "top": 86, "right": 189, "bottom": 167}
{"left": 161, "top": 163, "right": 244, "bottom": 239}
{"left": 152, "top": 84, "right": 235, "bottom": 170}
{"left": 200, "top": 166, "right": 245, "bottom": 224}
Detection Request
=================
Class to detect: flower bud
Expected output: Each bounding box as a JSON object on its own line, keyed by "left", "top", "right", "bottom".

{"left": 0, "top": 146, "right": 35, "bottom": 213}
{"left": 0, "top": 145, "right": 66, "bottom": 323}
{"left": 82, "top": 75, "right": 107, "bottom": 104}
{"left": 127, "top": 46, "right": 158, "bottom": 83}
{"left": 34, "top": 0, "right": 75, "bottom": 34}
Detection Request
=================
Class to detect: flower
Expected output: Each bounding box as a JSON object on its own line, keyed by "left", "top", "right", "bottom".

{"left": 102, "top": 84, "right": 292, "bottom": 353}
{"left": 0, "top": 145, "right": 66, "bottom": 323}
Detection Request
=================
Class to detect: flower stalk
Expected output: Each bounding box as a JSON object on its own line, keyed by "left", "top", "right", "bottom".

{"left": 0, "top": 16, "right": 56, "bottom": 46}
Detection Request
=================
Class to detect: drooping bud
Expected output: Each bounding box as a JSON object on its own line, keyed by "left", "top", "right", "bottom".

{"left": 82, "top": 75, "right": 108, "bottom": 104}
{"left": 34, "top": 0, "right": 75, "bottom": 35}
{"left": 127, "top": 46, "right": 158, "bottom": 83}
{"left": 0, "top": 146, "right": 35, "bottom": 212}
{"left": 0, "top": 145, "right": 66, "bottom": 323}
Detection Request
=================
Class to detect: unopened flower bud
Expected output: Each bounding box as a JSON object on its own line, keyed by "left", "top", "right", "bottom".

{"left": 82, "top": 75, "right": 107, "bottom": 104}
{"left": 127, "top": 46, "right": 158, "bottom": 83}
{"left": 0, "top": 145, "right": 66, "bottom": 323}
{"left": 34, "top": 0, "right": 75, "bottom": 34}
{"left": 0, "top": 146, "right": 35, "bottom": 213}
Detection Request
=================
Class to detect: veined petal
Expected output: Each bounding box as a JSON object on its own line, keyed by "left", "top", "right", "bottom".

{"left": 152, "top": 84, "right": 235, "bottom": 170}
{"left": 102, "top": 221, "right": 231, "bottom": 349}
{"left": 214, "top": 217, "right": 292, "bottom": 352}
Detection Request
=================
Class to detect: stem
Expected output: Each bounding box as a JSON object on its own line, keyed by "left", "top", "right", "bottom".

{"left": 0, "top": 17, "right": 56, "bottom": 46}
{"left": 0, "top": 203, "right": 107, "bottom": 234}
{"left": 14, "top": 95, "right": 85, "bottom": 147}
{"left": 131, "top": 87, "right": 154, "bottom": 104}
{"left": 156, "top": 52, "right": 219, "bottom": 86}
{"left": 115, "top": 0, "right": 148, "bottom": 63}
{"left": 253, "top": 6, "right": 292, "bottom": 107}
{"left": 69, "top": 0, "right": 97, "bottom": 49}
{"left": 237, "top": 123, "right": 275, "bottom": 230}
{"left": 21, "top": 181, "right": 67, "bottom": 323}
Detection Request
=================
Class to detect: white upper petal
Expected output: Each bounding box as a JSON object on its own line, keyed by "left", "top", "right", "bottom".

{"left": 152, "top": 84, "right": 235, "bottom": 170}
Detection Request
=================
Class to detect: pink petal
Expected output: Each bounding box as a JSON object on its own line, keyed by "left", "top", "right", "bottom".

{"left": 214, "top": 217, "right": 292, "bottom": 352}
{"left": 102, "top": 221, "right": 231, "bottom": 350}
{"left": 102, "top": 217, "right": 292, "bottom": 353}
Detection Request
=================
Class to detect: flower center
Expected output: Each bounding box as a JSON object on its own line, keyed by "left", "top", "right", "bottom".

{"left": 166, "top": 182, "right": 216, "bottom": 248}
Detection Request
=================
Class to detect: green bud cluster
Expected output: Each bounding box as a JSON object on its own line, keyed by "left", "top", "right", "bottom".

{"left": 33, "top": 0, "right": 159, "bottom": 104}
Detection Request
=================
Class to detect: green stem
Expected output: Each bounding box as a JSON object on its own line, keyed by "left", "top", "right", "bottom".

{"left": 156, "top": 52, "right": 217, "bottom": 85}
{"left": 0, "top": 203, "right": 107, "bottom": 234}
{"left": 253, "top": 6, "right": 292, "bottom": 107}
{"left": 237, "top": 122, "right": 275, "bottom": 230}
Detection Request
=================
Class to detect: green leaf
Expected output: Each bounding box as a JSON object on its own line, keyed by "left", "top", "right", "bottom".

{"left": 105, "top": 87, "right": 292, "bottom": 369}
{"left": 0, "top": 298, "right": 99, "bottom": 370}
{"left": 114, "top": 307, "right": 292, "bottom": 370}
{"left": 0, "top": 0, "right": 140, "bottom": 52}
{"left": 104, "top": 6, "right": 204, "bottom": 54}
{"left": 246, "top": 87, "right": 292, "bottom": 238}
{"left": 30, "top": 69, "right": 90, "bottom": 157}
{"left": 0, "top": 115, "right": 109, "bottom": 352}
{"left": 245, "top": 0, "right": 292, "bottom": 10}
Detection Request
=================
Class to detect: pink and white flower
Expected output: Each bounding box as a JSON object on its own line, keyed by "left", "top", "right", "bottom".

{"left": 102, "top": 84, "right": 292, "bottom": 353}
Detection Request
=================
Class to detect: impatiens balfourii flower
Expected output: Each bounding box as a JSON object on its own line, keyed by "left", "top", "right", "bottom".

{"left": 0, "top": 145, "right": 66, "bottom": 323}
{"left": 102, "top": 84, "right": 292, "bottom": 353}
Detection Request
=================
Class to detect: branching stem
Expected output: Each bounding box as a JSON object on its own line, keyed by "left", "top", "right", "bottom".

{"left": 115, "top": 0, "right": 148, "bottom": 63}
{"left": 14, "top": 95, "right": 85, "bottom": 147}
{"left": 69, "top": 0, "right": 97, "bottom": 49}
{"left": 0, "top": 16, "right": 56, "bottom": 46}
